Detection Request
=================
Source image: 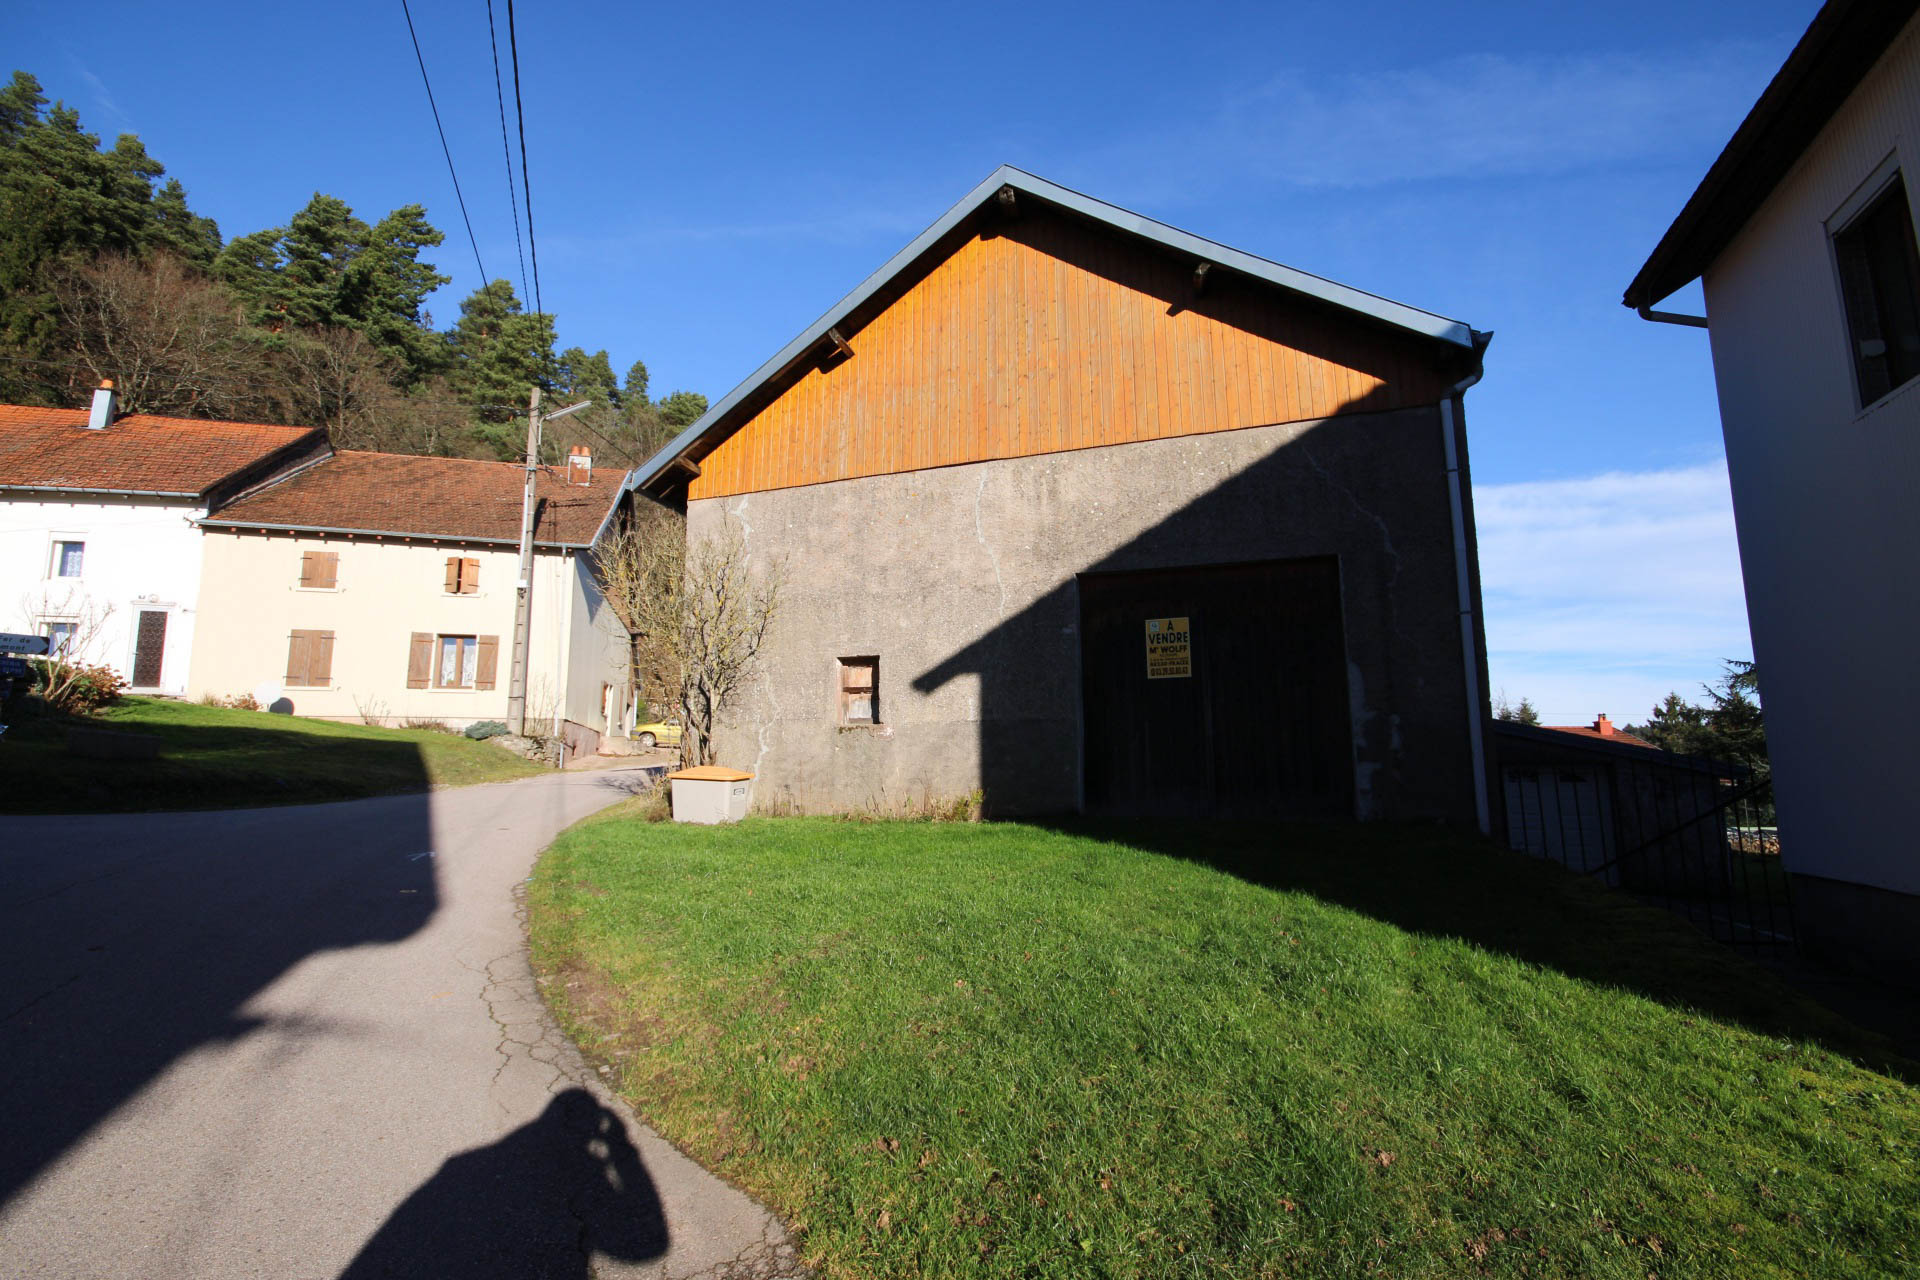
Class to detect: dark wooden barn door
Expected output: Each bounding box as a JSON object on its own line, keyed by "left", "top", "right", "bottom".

{"left": 1080, "top": 558, "right": 1352, "bottom": 818}
{"left": 132, "top": 610, "right": 168, "bottom": 687}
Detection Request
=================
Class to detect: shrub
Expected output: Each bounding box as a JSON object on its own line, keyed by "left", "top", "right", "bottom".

{"left": 32, "top": 658, "right": 127, "bottom": 715}
{"left": 402, "top": 717, "right": 453, "bottom": 734}
{"left": 465, "top": 719, "right": 509, "bottom": 740}
{"left": 199, "top": 691, "right": 261, "bottom": 711}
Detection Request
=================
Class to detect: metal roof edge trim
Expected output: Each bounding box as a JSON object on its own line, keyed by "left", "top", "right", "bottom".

{"left": 193, "top": 518, "right": 593, "bottom": 550}
{"left": 1, "top": 483, "right": 202, "bottom": 499}
{"left": 628, "top": 164, "right": 1476, "bottom": 494}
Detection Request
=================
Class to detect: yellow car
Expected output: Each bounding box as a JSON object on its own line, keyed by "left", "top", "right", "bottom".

{"left": 633, "top": 720, "right": 683, "bottom": 750}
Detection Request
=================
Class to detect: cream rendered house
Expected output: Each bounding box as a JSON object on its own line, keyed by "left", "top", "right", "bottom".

{"left": 191, "top": 446, "right": 633, "bottom": 758}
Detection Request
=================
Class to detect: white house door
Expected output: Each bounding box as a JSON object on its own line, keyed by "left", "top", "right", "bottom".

{"left": 132, "top": 610, "right": 168, "bottom": 688}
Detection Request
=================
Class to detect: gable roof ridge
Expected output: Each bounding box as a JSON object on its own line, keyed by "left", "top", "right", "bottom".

{"left": 625, "top": 164, "right": 1477, "bottom": 496}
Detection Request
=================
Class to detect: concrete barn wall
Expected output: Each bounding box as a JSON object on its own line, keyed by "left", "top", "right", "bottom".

{"left": 0, "top": 494, "right": 206, "bottom": 695}
{"left": 1700, "top": 11, "right": 1920, "bottom": 943}
{"left": 689, "top": 404, "right": 1477, "bottom": 821}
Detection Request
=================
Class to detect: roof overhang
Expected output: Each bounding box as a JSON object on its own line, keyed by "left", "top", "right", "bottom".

{"left": 194, "top": 518, "right": 595, "bottom": 550}
{"left": 1, "top": 483, "right": 202, "bottom": 499}
{"left": 1625, "top": 0, "right": 1920, "bottom": 309}
{"left": 627, "top": 164, "right": 1479, "bottom": 497}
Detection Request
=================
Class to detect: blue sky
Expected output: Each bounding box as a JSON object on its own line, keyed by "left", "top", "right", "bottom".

{"left": 14, "top": 0, "right": 1817, "bottom": 722}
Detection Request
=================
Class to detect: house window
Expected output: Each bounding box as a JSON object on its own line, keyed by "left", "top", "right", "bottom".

{"left": 298, "top": 550, "right": 339, "bottom": 589}
{"left": 43, "top": 621, "right": 76, "bottom": 657}
{"left": 444, "top": 556, "right": 480, "bottom": 594}
{"left": 1834, "top": 171, "right": 1920, "bottom": 405}
{"left": 51, "top": 540, "right": 84, "bottom": 578}
{"left": 439, "top": 635, "right": 479, "bottom": 688}
{"left": 284, "top": 629, "right": 335, "bottom": 688}
{"left": 839, "top": 656, "right": 879, "bottom": 724}
{"left": 407, "top": 632, "right": 499, "bottom": 691}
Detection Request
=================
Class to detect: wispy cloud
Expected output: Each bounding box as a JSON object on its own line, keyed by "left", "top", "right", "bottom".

{"left": 72, "top": 63, "right": 131, "bottom": 132}
{"left": 1071, "top": 40, "right": 1781, "bottom": 204}
{"left": 1473, "top": 461, "right": 1752, "bottom": 724}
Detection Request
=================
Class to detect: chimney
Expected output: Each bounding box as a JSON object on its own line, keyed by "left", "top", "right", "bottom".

{"left": 566, "top": 444, "right": 592, "bottom": 486}
{"left": 87, "top": 380, "right": 118, "bottom": 431}
{"left": 1594, "top": 714, "right": 1614, "bottom": 736}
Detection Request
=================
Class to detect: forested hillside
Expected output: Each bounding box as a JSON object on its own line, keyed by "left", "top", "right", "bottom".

{"left": 0, "top": 70, "right": 701, "bottom": 465}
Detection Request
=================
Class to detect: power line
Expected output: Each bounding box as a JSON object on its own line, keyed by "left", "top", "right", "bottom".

{"left": 484, "top": 0, "right": 531, "bottom": 309}
{"left": 503, "top": 0, "right": 543, "bottom": 318}
{"left": 399, "top": 0, "right": 489, "bottom": 291}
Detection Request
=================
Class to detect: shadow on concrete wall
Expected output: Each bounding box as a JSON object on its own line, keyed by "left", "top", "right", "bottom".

{"left": 910, "top": 403, "right": 1481, "bottom": 823}
{"left": 0, "top": 759, "right": 439, "bottom": 1209}
{"left": 338, "top": 1088, "right": 668, "bottom": 1279}
{"left": 897, "top": 214, "right": 1487, "bottom": 822}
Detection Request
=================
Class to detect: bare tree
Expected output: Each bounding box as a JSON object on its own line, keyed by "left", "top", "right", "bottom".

{"left": 53, "top": 252, "right": 277, "bottom": 419}
{"left": 594, "top": 503, "right": 781, "bottom": 766}
{"left": 15, "top": 585, "right": 118, "bottom": 714}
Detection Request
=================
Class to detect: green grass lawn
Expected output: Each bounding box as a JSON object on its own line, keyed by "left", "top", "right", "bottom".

{"left": 529, "top": 810, "right": 1919, "bottom": 1280}
{"left": 0, "top": 696, "right": 543, "bottom": 812}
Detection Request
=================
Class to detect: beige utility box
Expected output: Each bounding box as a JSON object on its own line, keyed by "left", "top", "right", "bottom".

{"left": 666, "top": 766, "right": 754, "bottom": 824}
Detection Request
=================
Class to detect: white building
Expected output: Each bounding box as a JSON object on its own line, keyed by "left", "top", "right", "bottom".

{"left": 1626, "top": 0, "right": 1920, "bottom": 977}
{"left": 190, "top": 446, "right": 633, "bottom": 758}
{"left": 0, "top": 387, "right": 325, "bottom": 693}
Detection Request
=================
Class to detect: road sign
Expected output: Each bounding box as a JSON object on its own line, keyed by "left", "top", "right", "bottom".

{"left": 0, "top": 657, "right": 31, "bottom": 678}
{"left": 0, "top": 633, "right": 49, "bottom": 656}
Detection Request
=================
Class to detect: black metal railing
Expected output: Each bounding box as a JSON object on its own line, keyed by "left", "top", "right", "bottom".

{"left": 1502, "top": 753, "right": 1791, "bottom": 955}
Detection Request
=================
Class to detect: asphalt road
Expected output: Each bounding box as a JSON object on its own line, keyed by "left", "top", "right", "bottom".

{"left": 0, "top": 769, "right": 798, "bottom": 1279}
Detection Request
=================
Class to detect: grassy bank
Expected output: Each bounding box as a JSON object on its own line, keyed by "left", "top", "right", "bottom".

{"left": 529, "top": 812, "right": 1918, "bottom": 1280}
{"left": 0, "top": 696, "right": 542, "bottom": 812}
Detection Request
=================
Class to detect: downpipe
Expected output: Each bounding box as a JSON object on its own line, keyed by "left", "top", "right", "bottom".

{"left": 1442, "top": 337, "right": 1493, "bottom": 835}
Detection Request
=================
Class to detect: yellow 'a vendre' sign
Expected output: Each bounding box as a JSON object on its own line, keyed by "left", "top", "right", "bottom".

{"left": 1144, "top": 617, "right": 1191, "bottom": 679}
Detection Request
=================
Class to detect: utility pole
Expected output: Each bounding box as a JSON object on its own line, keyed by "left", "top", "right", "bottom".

{"left": 506, "top": 388, "right": 592, "bottom": 738}
{"left": 506, "top": 386, "right": 542, "bottom": 736}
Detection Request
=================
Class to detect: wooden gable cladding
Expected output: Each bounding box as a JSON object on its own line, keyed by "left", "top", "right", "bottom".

{"left": 689, "top": 211, "right": 1462, "bottom": 500}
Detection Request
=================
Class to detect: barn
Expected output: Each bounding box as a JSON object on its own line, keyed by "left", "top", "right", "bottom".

{"left": 627, "top": 167, "right": 1494, "bottom": 823}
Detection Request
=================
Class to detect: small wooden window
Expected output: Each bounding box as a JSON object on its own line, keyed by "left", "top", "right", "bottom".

{"left": 444, "top": 556, "right": 480, "bottom": 595}
{"left": 285, "top": 629, "right": 335, "bottom": 688}
{"left": 299, "top": 550, "right": 339, "bottom": 589}
{"left": 430, "top": 633, "right": 499, "bottom": 689}
{"left": 839, "top": 656, "right": 879, "bottom": 725}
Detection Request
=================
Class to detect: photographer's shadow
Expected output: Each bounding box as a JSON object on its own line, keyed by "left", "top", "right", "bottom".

{"left": 340, "top": 1088, "right": 667, "bottom": 1279}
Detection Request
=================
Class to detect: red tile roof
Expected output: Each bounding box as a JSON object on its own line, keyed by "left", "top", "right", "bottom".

{"left": 0, "top": 404, "right": 322, "bottom": 496}
{"left": 1544, "top": 725, "right": 1657, "bottom": 750}
{"left": 202, "top": 450, "right": 625, "bottom": 547}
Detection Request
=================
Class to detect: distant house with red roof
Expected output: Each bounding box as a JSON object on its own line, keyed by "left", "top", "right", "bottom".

{"left": 0, "top": 384, "right": 326, "bottom": 694}
{"left": 1539, "top": 714, "right": 1656, "bottom": 751}
{"left": 3, "top": 385, "right": 637, "bottom": 758}
{"left": 191, "top": 443, "right": 633, "bottom": 757}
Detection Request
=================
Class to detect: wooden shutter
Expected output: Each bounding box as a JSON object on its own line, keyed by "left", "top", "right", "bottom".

{"left": 460, "top": 558, "right": 480, "bottom": 594}
{"left": 310, "top": 630, "right": 335, "bottom": 687}
{"left": 313, "top": 552, "right": 338, "bottom": 589}
{"left": 285, "top": 632, "right": 312, "bottom": 685}
{"left": 299, "top": 552, "right": 318, "bottom": 588}
{"left": 444, "top": 557, "right": 460, "bottom": 594}
{"left": 407, "top": 632, "right": 434, "bottom": 688}
{"left": 474, "top": 635, "right": 499, "bottom": 690}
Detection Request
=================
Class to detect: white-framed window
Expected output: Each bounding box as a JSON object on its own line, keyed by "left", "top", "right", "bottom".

{"left": 1831, "top": 159, "right": 1920, "bottom": 407}
{"left": 51, "top": 540, "right": 84, "bottom": 579}
{"left": 43, "top": 621, "right": 76, "bottom": 657}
